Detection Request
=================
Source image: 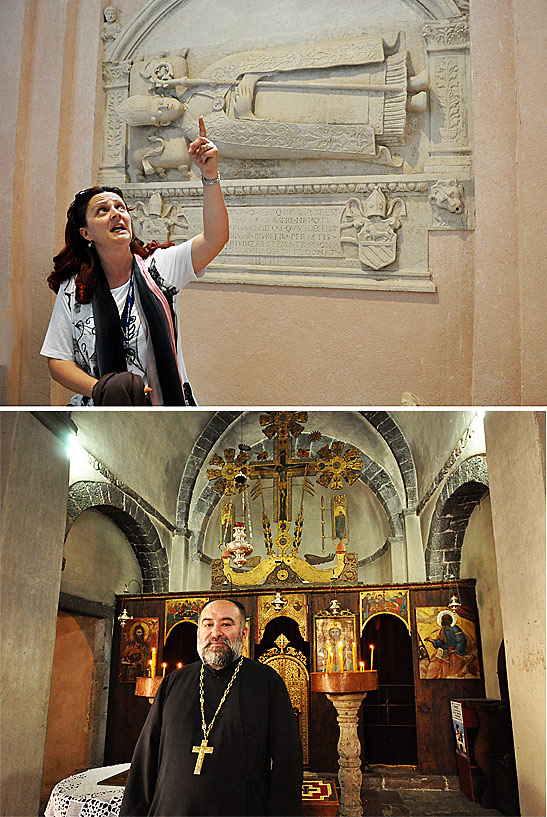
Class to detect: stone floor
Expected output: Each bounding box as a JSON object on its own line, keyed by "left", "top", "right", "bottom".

{"left": 313, "top": 766, "right": 504, "bottom": 817}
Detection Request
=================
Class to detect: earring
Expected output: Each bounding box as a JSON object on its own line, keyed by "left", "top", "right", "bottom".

{"left": 88, "top": 240, "right": 93, "bottom": 247}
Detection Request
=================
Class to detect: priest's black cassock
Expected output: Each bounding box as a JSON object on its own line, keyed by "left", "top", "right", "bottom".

{"left": 119, "top": 657, "right": 303, "bottom": 816}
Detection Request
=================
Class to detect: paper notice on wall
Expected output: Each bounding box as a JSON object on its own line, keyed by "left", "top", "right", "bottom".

{"left": 451, "top": 701, "right": 467, "bottom": 758}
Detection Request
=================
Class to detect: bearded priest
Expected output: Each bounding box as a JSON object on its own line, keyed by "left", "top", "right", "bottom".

{"left": 119, "top": 598, "right": 303, "bottom": 816}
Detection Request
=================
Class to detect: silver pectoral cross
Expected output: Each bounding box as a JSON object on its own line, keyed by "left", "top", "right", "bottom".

{"left": 192, "top": 738, "right": 214, "bottom": 774}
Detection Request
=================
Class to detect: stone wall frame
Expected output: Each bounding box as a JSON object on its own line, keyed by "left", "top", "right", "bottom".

{"left": 98, "top": 0, "right": 473, "bottom": 292}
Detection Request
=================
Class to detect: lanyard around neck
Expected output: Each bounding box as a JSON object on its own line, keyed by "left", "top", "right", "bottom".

{"left": 120, "top": 271, "right": 135, "bottom": 352}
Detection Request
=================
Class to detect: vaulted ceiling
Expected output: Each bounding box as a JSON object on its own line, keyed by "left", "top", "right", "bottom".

{"left": 68, "top": 410, "right": 479, "bottom": 523}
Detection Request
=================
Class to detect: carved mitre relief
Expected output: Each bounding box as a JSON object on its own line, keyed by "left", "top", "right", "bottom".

{"left": 340, "top": 187, "right": 407, "bottom": 271}
{"left": 130, "top": 191, "right": 189, "bottom": 243}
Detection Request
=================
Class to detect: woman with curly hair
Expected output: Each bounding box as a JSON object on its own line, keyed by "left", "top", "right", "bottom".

{"left": 41, "top": 117, "right": 228, "bottom": 406}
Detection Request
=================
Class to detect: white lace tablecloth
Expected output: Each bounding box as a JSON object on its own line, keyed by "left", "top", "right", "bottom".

{"left": 44, "top": 764, "right": 130, "bottom": 817}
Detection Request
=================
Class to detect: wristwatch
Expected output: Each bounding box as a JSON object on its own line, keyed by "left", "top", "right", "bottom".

{"left": 202, "top": 172, "right": 221, "bottom": 185}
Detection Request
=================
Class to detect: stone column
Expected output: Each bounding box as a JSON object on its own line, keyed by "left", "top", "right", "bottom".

{"left": 99, "top": 60, "right": 131, "bottom": 184}
{"left": 423, "top": 17, "right": 472, "bottom": 174}
{"left": 169, "top": 531, "right": 187, "bottom": 592}
{"left": 389, "top": 535, "right": 407, "bottom": 583}
{"left": 403, "top": 509, "right": 426, "bottom": 581}
{"left": 326, "top": 692, "right": 368, "bottom": 817}
{"left": 1, "top": 414, "right": 69, "bottom": 817}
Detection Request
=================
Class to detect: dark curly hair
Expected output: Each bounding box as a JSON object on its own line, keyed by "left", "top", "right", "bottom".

{"left": 47, "top": 186, "right": 173, "bottom": 303}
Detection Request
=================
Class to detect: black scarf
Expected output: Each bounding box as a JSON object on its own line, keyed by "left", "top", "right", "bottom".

{"left": 91, "top": 259, "right": 195, "bottom": 406}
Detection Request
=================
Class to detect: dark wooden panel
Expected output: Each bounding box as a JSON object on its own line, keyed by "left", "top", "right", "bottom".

{"left": 105, "top": 596, "right": 165, "bottom": 765}
{"left": 410, "top": 584, "right": 485, "bottom": 775}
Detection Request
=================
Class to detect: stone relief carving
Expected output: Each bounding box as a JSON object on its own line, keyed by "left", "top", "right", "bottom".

{"left": 102, "top": 6, "right": 122, "bottom": 48}
{"left": 131, "top": 130, "right": 191, "bottom": 179}
{"left": 101, "top": 60, "right": 131, "bottom": 184}
{"left": 435, "top": 57, "right": 466, "bottom": 143}
{"left": 99, "top": 4, "right": 474, "bottom": 292}
{"left": 423, "top": 18, "right": 471, "bottom": 175}
{"left": 132, "top": 191, "right": 188, "bottom": 243}
{"left": 422, "top": 19, "right": 469, "bottom": 47}
{"left": 429, "top": 179, "right": 469, "bottom": 228}
{"left": 117, "top": 35, "right": 429, "bottom": 170}
{"left": 340, "top": 187, "right": 407, "bottom": 270}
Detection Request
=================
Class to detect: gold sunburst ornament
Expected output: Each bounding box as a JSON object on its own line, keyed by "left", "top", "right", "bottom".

{"left": 207, "top": 448, "right": 250, "bottom": 495}
{"left": 259, "top": 411, "right": 308, "bottom": 441}
{"left": 315, "top": 441, "right": 362, "bottom": 490}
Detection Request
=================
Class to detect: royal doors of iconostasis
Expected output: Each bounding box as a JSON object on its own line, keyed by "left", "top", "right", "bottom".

{"left": 255, "top": 609, "right": 311, "bottom": 765}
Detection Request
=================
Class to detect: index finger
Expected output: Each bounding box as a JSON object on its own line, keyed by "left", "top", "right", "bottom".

{"left": 198, "top": 115, "right": 207, "bottom": 138}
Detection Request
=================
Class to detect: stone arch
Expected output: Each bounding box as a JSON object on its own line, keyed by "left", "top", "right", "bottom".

{"left": 109, "top": 0, "right": 465, "bottom": 61}
{"left": 425, "top": 455, "right": 489, "bottom": 581}
{"left": 176, "top": 411, "right": 241, "bottom": 535}
{"left": 66, "top": 481, "right": 169, "bottom": 592}
{"left": 361, "top": 411, "right": 418, "bottom": 508}
{"left": 186, "top": 434, "right": 403, "bottom": 562}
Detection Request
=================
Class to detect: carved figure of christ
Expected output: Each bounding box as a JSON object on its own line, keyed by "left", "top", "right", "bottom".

{"left": 192, "top": 739, "right": 214, "bottom": 774}
{"left": 250, "top": 439, "right": 316, "bottom": 523}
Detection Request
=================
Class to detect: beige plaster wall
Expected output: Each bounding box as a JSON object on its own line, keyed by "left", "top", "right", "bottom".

{"left": 0, "top": 413, "right": 69, "bottom": 817}
{"left": 460, "top": 494, "right": 502, "bottom": 699}
{"left": 180, "top": 231, "right": 474, "bottom": 406}
{"left": 3, "top": 0, "right": 103, "bottom": 407}
{"left": 513, "top": 1, "right": 547, "bottom": 404}
{"left": 484, "top": 411, "right": 546, "bottom": 817}
{"left": 62, "top": 509, "right": 142, "bottom": 602}
{"left": 0, "top": 1, "right": 25, "bottom": 405}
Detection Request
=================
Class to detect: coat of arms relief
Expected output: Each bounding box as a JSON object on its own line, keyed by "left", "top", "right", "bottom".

{"left": 100, "top": 0, "right": 473, "bottom": 291}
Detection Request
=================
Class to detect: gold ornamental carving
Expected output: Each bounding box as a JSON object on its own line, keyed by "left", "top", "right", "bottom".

{"left": 257, "top": 593, "right": 308, "bottom": 641}
{"left": 207, "top": 448, "right": 250, "bottom": 495}
{"left": 208, "top": 412, "right": 362, "bottom": 588}
{"left": 259, "top": 634, "right": 309, "bottom": 765}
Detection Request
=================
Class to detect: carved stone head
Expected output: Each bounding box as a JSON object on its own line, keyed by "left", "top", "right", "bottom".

{"left": 117, "top": 95, "right": 185, "bottom": 127}
{"left": 103, "top": 5, "right": 117, "bottom": 23}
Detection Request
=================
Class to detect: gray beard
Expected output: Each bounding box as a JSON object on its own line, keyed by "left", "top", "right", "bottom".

{"left": 198, "top": 634, "right": 244, "bottom": 668}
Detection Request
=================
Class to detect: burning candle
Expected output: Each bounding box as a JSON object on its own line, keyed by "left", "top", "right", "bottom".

{"left": 162, "top": 662, "right": 167, "bottom": 677}
{"left": 177, "top": 662, "right": 182, "bottom": 670}
{"left": 151, "top": 647, "right": 157, "bottom": 677}
{"left": 359, "top": 661, "right": 365, "bottom": 672}
{"left": 148, "top": 659, "right": 152, "bottom": 677}
{"left": 338, "top": 641, "right": 344, "bottom": 673}
{"left": 369, "top": 644, "right": 375, "bottom": 672}
{"left": 352, "top": 641, "right": 357, "bottom": 672}
{"left": 326, "top": 647, "right": 333, "bottom": 673}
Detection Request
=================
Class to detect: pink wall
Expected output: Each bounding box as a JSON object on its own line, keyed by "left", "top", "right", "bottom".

{"left": 41, "top": 612, "right": 96, "bottom": 810}
{"left": 181, "top": 231, "right": 474, "bottom": 406}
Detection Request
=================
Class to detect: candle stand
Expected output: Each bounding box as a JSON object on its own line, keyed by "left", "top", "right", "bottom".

{"left": 135, "top": 676, "right": 162, "bottom": 704}
{"left": 311, "top": 671, "right": 378, "bottom": 817}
